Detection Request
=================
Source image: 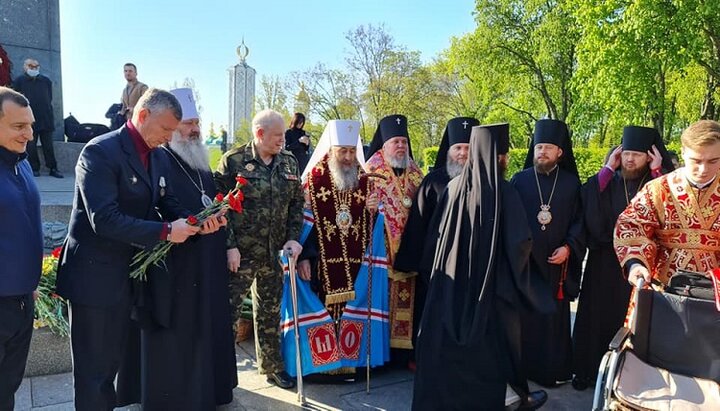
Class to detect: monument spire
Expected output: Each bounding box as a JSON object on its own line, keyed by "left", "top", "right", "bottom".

{"left": 237, "top": 38, "right": 250, "bottom": 64}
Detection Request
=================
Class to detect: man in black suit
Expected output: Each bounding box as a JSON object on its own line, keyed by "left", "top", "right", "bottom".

{"left": 11, "top": 58, "right": 63, "bottom": 178}
{"left": 56, "top": 88, "right": 225, "bottom": 411}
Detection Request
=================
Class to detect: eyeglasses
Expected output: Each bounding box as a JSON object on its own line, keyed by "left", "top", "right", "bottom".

{"left": 28, "top": 64, "right": 40, "bottom": 69}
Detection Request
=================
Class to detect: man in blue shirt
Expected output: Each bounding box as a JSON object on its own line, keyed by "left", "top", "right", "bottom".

{"left": 0, "top": 87, "right": 43, "bottom": 410}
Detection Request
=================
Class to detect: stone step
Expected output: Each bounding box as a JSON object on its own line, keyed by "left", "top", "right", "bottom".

{"left": 24, "top": 327, "right": 72, "bottom": 378}
{"left": 37, "top": 141, "right": 84, "bottom": 174}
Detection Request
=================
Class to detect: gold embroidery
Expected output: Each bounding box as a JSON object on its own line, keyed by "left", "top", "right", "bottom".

{"left": 317, "top": 186, "right": 331, "bottom": 202}
{"left": 353, "top": 190, "right": 365, "bottom": 204}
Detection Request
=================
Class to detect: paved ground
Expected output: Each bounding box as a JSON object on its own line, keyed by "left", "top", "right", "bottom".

{"left": 15, "top": 336, "right": 594, "bottom": 410}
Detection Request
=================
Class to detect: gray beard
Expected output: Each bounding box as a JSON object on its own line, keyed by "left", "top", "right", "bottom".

{"left": 446, "top": 157, "right": 464, "bottom": 178}
{"left": 168, "top": 132, "right": 210, "bottom": 172}
{"left": 328, "top": 156, "right": 359, "bottom": 191}
{"left": 388, "top": 153, "right": 409, "bottom": 169}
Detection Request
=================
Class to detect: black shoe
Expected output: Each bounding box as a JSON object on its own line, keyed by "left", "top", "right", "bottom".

{"left": 517, "top": 390, "right": 547, "bottom": 410}
{"left": 266, "top": 371, "right": 295, "bottom": 389}
{"left": 572, "top": 375, "right": 591, "bottom": 391}
{"left": 32, "top": 170, "right": 40, "bottom": 177}
{"left": 49, "top": 169, "right": 64, "bottom": 178}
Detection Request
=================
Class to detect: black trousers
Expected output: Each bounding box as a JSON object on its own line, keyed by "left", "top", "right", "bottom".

{"left": 27, "top": 129, "right": 57, "bottom": 171}
{"left": 0, "top": 293, "right": 34, "bottom": 411}
{"left": 68, "top": 292, "right": 132, "bottom": 411}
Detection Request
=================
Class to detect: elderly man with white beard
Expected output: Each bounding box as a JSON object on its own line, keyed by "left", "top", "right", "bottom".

{"left": 297, "top": 121, "right": 377, "bottom": 356}
{"left": 364, "top": 114, "right": 424, "bottom": 361}
{"left": 138, "top": 88, "right": 237, "bottom": 409}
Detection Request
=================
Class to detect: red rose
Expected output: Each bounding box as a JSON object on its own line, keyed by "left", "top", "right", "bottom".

{"left": 235, "top": 175, "right": 248, "bottom": 186}
{"left": 235, "top": 190, "right": 245, "bottom": 202}
{"left": 215, "top": 193, "right": 224, "bottom": 202}
{"left": 186, "top": 215, "right": 199, "bottom": 225}
{"left": 51, "top": 247, "right": 62, "bottom": 259}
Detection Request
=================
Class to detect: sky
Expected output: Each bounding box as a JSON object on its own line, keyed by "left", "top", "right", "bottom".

{"left": 59, "top": 0, "right": 476, "bottom": 135}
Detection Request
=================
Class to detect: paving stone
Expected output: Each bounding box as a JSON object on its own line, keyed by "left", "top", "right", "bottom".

{"left": 13, "top": 378, "right": 32, "bottom": 411}
{"left": 30, "top": 373, "right": 73, "bottom": 407}
{"left": 30, "top": 403, "right": 74, "bottom": 411}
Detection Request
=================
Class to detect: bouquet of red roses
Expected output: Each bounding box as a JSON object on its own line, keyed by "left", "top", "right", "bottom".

{"left": 129, "top": 175, "right": 248, "bottom": 281}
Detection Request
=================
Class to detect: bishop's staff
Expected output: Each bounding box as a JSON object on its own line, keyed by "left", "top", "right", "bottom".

{"left": 363, "top": 172, "right": 385, "bottom": 394}
{"left": 278, "top": 248, "right": 306, "bottom": 405}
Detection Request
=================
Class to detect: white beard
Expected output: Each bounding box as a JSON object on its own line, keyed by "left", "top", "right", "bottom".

{"left": 168, "top": 132, "right": 210, "bottom": 171}
{"left": 387, "top": 152, "right": 409, "bottom": 169}
{"left": 328, "top": 155, "right": 359, "bottom": 191}
{"left": 446, "top": 156, "right": 464, "bottom": 178}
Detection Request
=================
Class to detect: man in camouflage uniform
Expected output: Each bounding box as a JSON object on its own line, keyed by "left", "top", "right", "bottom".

{"left": 214, "top": 109, "right": 304, "bottom": 389}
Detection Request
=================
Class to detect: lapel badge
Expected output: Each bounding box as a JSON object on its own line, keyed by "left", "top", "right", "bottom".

{"left": 245, "top": 163, "right": 255, "bottom": 172}
{"left": 159, "top": 176, "right": 166, "bottom": 197}
{"left": 130, "top": 175, "right": 138, "bottom": 184}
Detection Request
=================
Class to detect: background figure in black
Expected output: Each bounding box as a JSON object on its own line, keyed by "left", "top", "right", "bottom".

{"left": 394, "top": 116, "right": 477, "bottom": 363}
{"left": 413, "top": 124, "right": 552, "bottom": 410}
{"left": 510, "top": 119, "right": 584, "bottom": 388}
{"left": 572, "top": 125, "right": 673, "bottom": 390}
{"left": 285, "top": 112, "right": 310, "bottom": 171}
{"left": 11, "top": 58, "right": 63, "bottom": 178}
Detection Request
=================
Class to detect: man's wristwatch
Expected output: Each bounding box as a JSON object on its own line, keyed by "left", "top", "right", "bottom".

{"left": 165, "top": 222, "right": 173, "bottom": 241}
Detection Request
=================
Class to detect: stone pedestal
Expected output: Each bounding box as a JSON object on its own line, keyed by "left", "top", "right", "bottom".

{"left": 0, "top": 0, "right": 64, "bottom": 141}
{"left": 24, "top": 327, "right": 72, "bottom": 377}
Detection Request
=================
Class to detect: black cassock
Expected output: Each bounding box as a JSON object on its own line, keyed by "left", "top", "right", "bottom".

{"left": 572, "top": 172, "right": 645, "bottom": 381}
{"left": 140, "top": 150, "right": 237, "bottom": 409}
{"left": 510, "top": 166, "right": 584, "bottom": 386}
{"left": 413, "top": 134, "right": 553, "bottom": 410}
{"left": 394, "top": 167, "right": 451, "bottom": 348}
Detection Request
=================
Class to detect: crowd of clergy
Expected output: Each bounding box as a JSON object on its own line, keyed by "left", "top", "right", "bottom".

{"left": 3, "top": 81, "right": 720, "bottom": 410}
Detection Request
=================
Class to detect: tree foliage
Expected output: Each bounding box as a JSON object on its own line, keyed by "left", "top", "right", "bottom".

{"left": 268, "top": 3, "right": 718, "bottom": 162}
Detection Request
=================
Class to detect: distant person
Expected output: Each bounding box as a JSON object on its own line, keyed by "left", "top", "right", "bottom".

{"left": 284, "top": 112, "right": 310, "bottom": 171}
{"left": 120, "top": 63, "right": 149, "bottom": 121}
{"left": 0, "top": 87, "right": 43, "bottom": 410}
{"left": 11, "top": 58, "right": 63, "bottom": 178}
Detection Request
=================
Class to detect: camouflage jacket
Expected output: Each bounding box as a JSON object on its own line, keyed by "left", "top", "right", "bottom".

{"left": 214, "top": 141, "right": 304, "bottom": 264}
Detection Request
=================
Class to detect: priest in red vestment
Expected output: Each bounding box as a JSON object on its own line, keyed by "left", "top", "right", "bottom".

{"left": 615, "top": 120, "right": 720, "bottom": 287}
{"left": 364, "top": 114, "right": 423, "bottom": 351}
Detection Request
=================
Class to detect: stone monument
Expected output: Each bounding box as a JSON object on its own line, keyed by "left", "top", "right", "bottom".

{"left": 228, "top": 40, "right": 256, "bottom": 145}
{"left": 0, "top": 0, "right": 64, "bottom": 141}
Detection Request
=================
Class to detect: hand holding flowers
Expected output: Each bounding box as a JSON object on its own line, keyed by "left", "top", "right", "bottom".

{"left": 130, "top": 175, "right": 247, "bottom": 280}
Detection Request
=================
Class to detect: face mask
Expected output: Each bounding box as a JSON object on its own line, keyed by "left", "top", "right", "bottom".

{"left": 26, "top": 69, "right": 40, "bottom": 77}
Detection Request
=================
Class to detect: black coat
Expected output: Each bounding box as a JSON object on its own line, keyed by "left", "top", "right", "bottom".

{"left": 284, "top": 127, "right": 310, "bottom": 172}
{"left": 413, "top": 130, "right": 552, "bottom": 410}
{"left": 56, "top": 126, "right": 189, "bottom": 307}
{"left": 140, "top": 148, "right": 237, "bottom": 408}
{"left": 12, "top": 74, "right": 54, "bottom": 131}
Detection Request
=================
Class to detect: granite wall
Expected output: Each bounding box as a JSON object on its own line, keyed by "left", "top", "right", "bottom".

{"left": 0, "top": 0, "right": 64, "bottom": 141}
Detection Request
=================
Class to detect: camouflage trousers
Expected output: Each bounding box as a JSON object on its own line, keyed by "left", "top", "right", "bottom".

{"left": 230, "top": 259, "right": 284, "bottom": 375}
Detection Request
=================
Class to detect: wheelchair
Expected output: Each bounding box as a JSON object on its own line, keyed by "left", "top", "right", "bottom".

{"left": 593, "top": 274, "right": 720, "bottom": 410}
